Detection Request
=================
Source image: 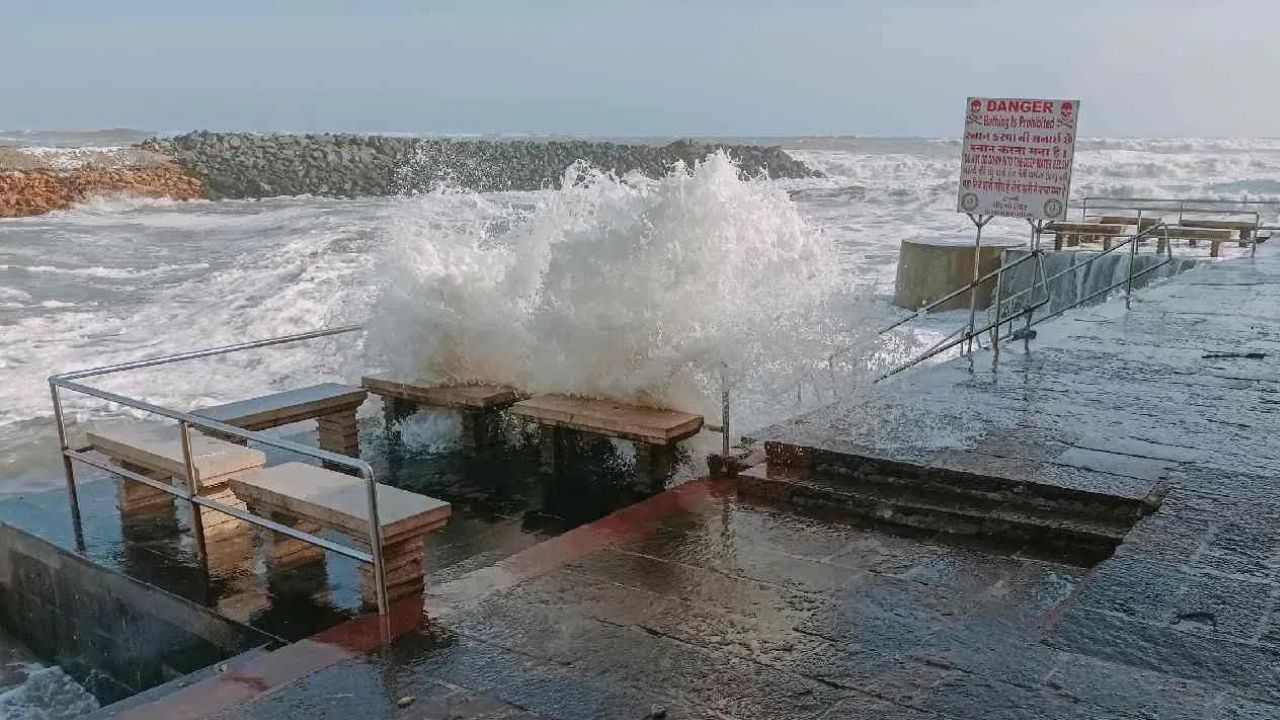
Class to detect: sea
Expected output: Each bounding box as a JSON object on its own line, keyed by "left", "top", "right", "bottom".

{"left": 3, "top": 129, "right": 1280, "bottom": 715}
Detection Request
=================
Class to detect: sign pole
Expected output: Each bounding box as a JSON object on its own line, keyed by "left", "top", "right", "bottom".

{"left": 965, "top": 212, "right": 992, "bottom": 356}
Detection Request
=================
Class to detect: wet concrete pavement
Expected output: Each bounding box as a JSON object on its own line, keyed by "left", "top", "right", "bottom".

{"left": 195, "top": 247, "right": 1280, "bottom": 718}
{"left": 202, "top": 480, "right": 1265, "bottom": 719}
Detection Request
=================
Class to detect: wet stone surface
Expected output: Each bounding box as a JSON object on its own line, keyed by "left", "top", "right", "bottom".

{"left": 202, "top": 479, "right": 1265, "bottom": 719}
{"left": 17, "top": 250, "right": 1280, "bottom": 717}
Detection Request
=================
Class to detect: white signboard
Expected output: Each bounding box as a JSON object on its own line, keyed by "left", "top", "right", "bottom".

{"left": 957, "top": 97, "right": 1079, "bottom": 220}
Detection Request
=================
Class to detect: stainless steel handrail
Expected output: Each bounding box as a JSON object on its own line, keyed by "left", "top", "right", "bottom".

{"left": 877, "top": 219, "right": 1178, "bottom": 382}
{"left": 46, "top": 325, "right": 392, "bottom": 615}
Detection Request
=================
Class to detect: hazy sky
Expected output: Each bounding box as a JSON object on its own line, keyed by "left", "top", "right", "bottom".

{"left": 4, "top": 1, "right": 1278, "bottom": 137}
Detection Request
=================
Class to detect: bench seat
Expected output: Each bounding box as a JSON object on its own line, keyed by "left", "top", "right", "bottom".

{"left": 87, "top": 424, "right": 266, "bottom": 489}
{"left": 231, "top": 462, "right": 451, "bottom": 606}
{"left": 510, "top": 394, "right": 703, "bottom": 446}
{"left": 193, "top": 383, "right": 367, "bottom": 457}
{"left": 193, "top": 383, "right": 366, "bottom": 429}
{"left": 361, "top": 376, "right": 520, "bottom": 410}
{"left": 230, "top": 462, "right": 450, "bottom": 543}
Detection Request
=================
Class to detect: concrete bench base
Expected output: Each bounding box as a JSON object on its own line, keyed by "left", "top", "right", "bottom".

{"left": 231, "top": 462, "right": 451, "bottom": 609}
{"left": 89, "top": 426, "right": 264, "bottom": 565}
{"left": 514, "top": 395, "right": 703, "bottom": 486}
{"left": 363, "top": 377, "right": 519, "bottom": 452}
{"left": 193, "top": 383, "right": 368, "bottom": 458}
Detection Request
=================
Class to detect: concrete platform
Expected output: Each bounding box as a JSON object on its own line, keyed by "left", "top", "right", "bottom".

{"left": 181, "top": 477, "right": 1280, "bottom": 720}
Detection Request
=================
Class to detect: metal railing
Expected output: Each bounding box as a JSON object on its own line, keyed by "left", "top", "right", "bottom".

{"left": 876, "top": 220, "right": 1179, "bottom": 382}
{"left": 875, "top": 246, "right": 1051, "bottom": 381}
{"left": 46, "top": 325, "right": 395, "bottom": 615}
{"left": 1077, "top": 197, "right": 1279, "bottom": 259}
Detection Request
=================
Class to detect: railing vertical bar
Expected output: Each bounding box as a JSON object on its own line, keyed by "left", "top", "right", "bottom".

{"left": 177, "top": 420, "right": 208, "bottom": 563}
{"left": 48, "top": 382, "right": 85, "bottom": 552}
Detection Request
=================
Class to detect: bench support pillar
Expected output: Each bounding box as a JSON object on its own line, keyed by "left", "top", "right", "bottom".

{"left": 317, "top": 409, "right": 360, "bottom": 458}
{"left": 356, "top": 535, "right": 426, "bottom": 609}
{"left": 116, "top": 462, "right": 179, "bottom": 540}
{"left": 382, "top": 397, "right": 415, "bottom": 438}
{"left": 634, "top": 444, "right": 675, "bottom": 488}
{"left": 538, "top": 426, "right": 562, "bottom": 474}
{"left": 252, "top": 505, "right": 328, "bottom": 572}
{"left": 461, "top": 410, "right": 500, "bottom": 451}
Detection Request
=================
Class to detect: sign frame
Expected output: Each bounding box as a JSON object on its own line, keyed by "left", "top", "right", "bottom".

{"left": 957, "top": 97, "right": 1080, "bottom": 222}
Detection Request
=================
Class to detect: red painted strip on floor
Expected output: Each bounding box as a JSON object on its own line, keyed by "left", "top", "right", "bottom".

{"left": 114, "top": 478, "right": 729, "bottom": 719}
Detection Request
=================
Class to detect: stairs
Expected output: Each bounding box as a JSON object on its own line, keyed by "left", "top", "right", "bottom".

{"left": 736, "top": 441, "right": 1155, "bottom": 566}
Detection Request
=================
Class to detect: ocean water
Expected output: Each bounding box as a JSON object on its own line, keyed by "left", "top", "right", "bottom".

{"left": 4, "top": 136, "right": 1280, "bottom": 493}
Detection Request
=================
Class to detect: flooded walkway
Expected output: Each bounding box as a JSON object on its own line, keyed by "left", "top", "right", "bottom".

{"left": 77, "top": 247, "right": 1280, "bottom": 718}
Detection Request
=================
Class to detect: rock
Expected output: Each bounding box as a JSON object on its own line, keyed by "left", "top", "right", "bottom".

{"left": 137, "top": 131, "right": 822, "bottom": 201}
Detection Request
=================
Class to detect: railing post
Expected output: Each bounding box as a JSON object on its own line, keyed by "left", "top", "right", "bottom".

{"left": 990, "top": 256, "right": 1005, "bottom": 366}
{"left": 177, "top": 420, "right": 208, "bottom": 563}
{"left": 1124, "top": 214, "right": 1142, "bottom": 310}
{"left": 48, "top": 382, "right": 86, "bottom": 553}
{"left": 720, "top": 363, "right": 731, "bottom": 462}
{"left": 363, "top": 464, "right": 388, "bottom": 616}
{"left": 965, "top": 214, "right": 991, "bottom": 356}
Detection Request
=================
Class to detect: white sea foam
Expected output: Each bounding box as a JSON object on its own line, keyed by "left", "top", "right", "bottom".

{"left": 0, "top": 664, "right": 99, "bottom": 720}
{"left": 366, "top": 151, "right": 874, "bottom": 420}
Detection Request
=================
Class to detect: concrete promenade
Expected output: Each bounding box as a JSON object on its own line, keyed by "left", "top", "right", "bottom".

{"left": 122, "top": 246, "right": 1279, "bottom": 719}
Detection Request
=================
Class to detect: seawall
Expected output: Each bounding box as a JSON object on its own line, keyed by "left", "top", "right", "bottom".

{"left": 140, "top": 132, "right": 822, "bottom": 199}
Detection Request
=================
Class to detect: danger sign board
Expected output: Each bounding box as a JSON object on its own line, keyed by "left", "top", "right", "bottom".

{"left": 957, "top": 97, "right": 1079, "bottom": 220}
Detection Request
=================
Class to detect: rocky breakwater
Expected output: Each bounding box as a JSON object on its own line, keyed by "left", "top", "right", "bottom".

{"left": 140, "top": 132, "right": 822, "bottom": 199}
{"left": 0, "top": 148, "right": 203, "bottom": 218}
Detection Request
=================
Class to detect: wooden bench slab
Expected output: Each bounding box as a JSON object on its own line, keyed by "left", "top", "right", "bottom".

{"left": 361, "top": 376, "right": 520, "bottom": 411}
{"left": 193, "top": 383, "right": 367, "bottom": 430}
{"left": 87, "top": 425, "right": 266, "bottom": 488}
{"left": 1179, "top": 219, "right": 1257, "bottom": 231}
{"left": 510, "top": 394, "right": 703, "bottom": 446}
{"left": 1045, "top": 222, "right": 1126, "bottom": 235}
{"left": 230, "top": 462, "right": 451, "bottom": 543}
{"left": 1159, "top": 226, "right": 1233, "bottom": 240}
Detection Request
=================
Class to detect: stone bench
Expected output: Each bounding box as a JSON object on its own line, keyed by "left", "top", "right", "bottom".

{"left": 509, "top": 394, "right": 703, "bottom": 484}
{"left": 1156, "top": 226, "right": 1235, "bottom": 257}
{"left": 86, "top": 425, "right": 266, "bottom": 552}
{"left": 192, "top": 383, "right": 367, "bottom": 457}
{"left": 1045, "top": 222, "right": 1126, "bottom": 250}
{"left": 229, "top": 462, "right": 451, "bottom": 607}
{"left": 361, "top": 376, "right": 520, "bottom": 449}
{"left": 1179, "top": 218, "right": 1258, "bottom": 246}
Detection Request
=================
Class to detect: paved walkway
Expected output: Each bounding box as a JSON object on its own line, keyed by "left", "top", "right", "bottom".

{"left": 151, "top": 247, "right": 1280, "bottom": 719}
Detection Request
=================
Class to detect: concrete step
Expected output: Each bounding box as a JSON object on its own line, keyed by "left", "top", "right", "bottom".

{"left": 737, "top": 463, "right": 1131, "bottom": 564}
{"left": 809, "top": 459, "right": 1144, "bottom": 531}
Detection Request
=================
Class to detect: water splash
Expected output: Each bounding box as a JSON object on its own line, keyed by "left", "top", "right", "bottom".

{"left": 366, "top": 152, "right": 870, "bottom": 420}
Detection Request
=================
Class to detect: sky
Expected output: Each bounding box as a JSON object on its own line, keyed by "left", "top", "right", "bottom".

{"left": 3, "top": 0, "right": 1279, "bottom": 137}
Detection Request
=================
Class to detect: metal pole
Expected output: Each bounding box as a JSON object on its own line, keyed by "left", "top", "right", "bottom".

{"left": 720, "top": 363, "right": 731, "bottom": 462}
{"left": 48, "top": 383, "right": 85, "bottom": 553}
{"left": 965, "top": 214, "right": 990, "bottom": 355}
{"left": 990, "top": 256, "right": 1004, "bottom": 366}
{"left": 363, "top": 467, "right": 388, "bottom": 616}
{"left": 177, "top": 421, "right": 208, "bottom": 563}
{"left": 1124, "top": 215, "right": 1141, "bottom": 310}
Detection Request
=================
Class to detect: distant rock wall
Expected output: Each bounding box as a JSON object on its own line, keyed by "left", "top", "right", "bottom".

{"left": 139, "top": 132, "right": 821, "bottom": 200}
{"left": 0, "top": 167, "right": 203, "bottom": 218}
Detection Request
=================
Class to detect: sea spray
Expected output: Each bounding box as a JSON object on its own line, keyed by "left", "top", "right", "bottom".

{"left": 366, "top": 151, "right": 876, "bottom": 427}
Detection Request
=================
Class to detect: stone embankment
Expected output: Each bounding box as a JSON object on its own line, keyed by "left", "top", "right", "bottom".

{"left": 140, "top": 132, "right": 822, "bottom": 199}
{"left": 0, "top": 148, "right": 203, "bottom": 218}
{"left": 1, "top": 133, "right": 820, "bottom": 216}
